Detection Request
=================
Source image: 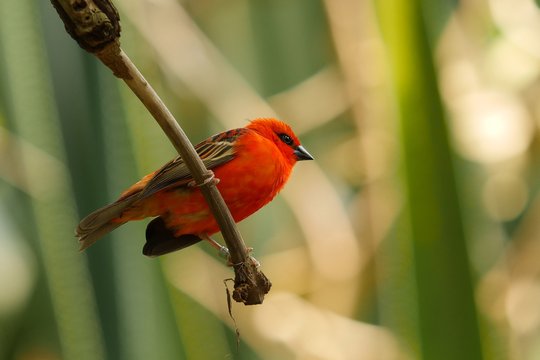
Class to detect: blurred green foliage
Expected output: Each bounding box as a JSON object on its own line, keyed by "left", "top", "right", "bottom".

{"left": 378, "top": 0, "right": 482, "bottom": 358}
{"left": 1, "top": 0, "right": 539, "bottom": 359}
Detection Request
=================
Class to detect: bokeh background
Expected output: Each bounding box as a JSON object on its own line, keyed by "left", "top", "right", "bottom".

{"left": 1, "top": 0, "right": 540, "bottom": 359}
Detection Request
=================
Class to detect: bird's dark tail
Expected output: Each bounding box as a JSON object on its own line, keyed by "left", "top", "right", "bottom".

{"left": 76, "top": 195, "right": 138, "bottom": 251}
{"left": 143, "top": 217, "right": 202, "bottom": 257}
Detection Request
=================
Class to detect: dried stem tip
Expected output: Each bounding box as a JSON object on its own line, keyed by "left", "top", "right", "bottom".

{"left": 51, "top": 0, "right": 121, "bottom": 52}
{"left": 232, "top": 264, "right": 272, "bottom": 305}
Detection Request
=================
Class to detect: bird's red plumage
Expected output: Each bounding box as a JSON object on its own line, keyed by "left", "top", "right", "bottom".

{"left": 77, "top": 119, "right": 311, "bottom": 247}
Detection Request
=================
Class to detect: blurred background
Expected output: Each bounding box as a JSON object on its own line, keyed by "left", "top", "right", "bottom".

{"left": 1, "top": 0, "right": 540, "bottom": 359}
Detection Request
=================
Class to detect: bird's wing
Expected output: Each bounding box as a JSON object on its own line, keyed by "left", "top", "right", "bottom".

{"left": 135, "top": 128, "right": 247, "bottom": 201}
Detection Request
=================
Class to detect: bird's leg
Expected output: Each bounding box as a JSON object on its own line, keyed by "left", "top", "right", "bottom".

{"left": 201, "top": 234, "right": 260, "bottom": 268}
{"left": 201, "top": 234, "right": 230, "bottom": 260}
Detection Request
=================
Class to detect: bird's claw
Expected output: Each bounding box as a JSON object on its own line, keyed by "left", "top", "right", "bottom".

{"left": 219, "top": 246, "right": 260, "bottom": 268}
{"left": 187, "top": 171, "right": 220, "bottom": 188}
{"left": 248, "top": 255, "right": 261, "bottom": 268}
{"left": 218, "top": 245, "right": 230, "bottom": 259}
{"left": 202, "top": 235, "right": 260, "bottom": 267}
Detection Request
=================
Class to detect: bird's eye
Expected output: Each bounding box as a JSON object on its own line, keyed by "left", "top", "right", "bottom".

{"left": 278, "top": 133, "right": 294, "bottom": 146}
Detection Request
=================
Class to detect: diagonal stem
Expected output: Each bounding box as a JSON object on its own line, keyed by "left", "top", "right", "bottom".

{"left": 50, "top": 0, "right": 271, "bottom": 305}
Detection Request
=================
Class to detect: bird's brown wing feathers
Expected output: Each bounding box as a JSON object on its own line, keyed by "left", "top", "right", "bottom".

{"left": 136, "top": 137, "right": 239, "bottom": 200}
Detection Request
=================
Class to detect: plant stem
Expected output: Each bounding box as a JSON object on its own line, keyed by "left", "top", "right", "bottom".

{"left": 50, "top": 0, "right": 270, "bottom": 304}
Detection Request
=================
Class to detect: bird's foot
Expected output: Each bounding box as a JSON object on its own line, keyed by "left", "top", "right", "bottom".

{"left": 201, "top": 234, "right": 260, "bottom": 267}
{"left": 248, "top": 255, "right": 261, "bottom": 268}
{"left": 216, "top": 245, "right": 260, "bottom": 268}
{"left": 229, "top": 247, "right": 260, "bottom": 268}
{"left": 187, "top": 171, "right": 220, "bottom": 188}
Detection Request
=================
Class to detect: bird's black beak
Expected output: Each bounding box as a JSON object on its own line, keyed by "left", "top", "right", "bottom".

{"left": 294, "top": 145, "right": 314, "bottom": 161}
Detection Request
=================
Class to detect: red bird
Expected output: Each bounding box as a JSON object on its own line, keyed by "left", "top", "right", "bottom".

{"left": 77, "top": 118, "right": 313, "bottom": 256}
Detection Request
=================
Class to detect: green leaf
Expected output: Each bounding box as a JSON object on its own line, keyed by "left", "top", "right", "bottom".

{"left": 376, "top": 0, "right": 484, "bottom": 359}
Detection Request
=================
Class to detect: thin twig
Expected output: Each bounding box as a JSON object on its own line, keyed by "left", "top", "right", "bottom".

{"left": 50, "top": 0, "right": 270, "bottom": 304}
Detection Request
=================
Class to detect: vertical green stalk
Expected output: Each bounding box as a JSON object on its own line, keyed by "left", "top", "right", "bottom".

{"left": 376, "top": 1, "right": 484, "bottom": 359}
{"left": 0, "top": 1, "right": 105, "bottom": 359}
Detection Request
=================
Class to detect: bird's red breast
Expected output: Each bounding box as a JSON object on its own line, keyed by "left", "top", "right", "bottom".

{"left": 110, "top": 118, "right": 312, "bottom": 237}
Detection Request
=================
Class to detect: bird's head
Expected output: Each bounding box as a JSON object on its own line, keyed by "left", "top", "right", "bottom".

{"left": 247, "top": 118, "right": 314, "bottom": 165}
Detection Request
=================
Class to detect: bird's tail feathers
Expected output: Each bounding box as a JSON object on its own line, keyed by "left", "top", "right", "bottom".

{"left": 77, "top": 195, "right": 138, "bottom": 251}
{"left": 143, "top": 217, "right": 202, "bottom": 257}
